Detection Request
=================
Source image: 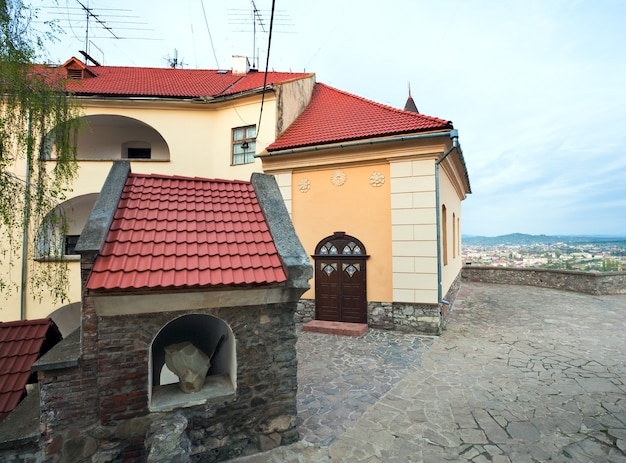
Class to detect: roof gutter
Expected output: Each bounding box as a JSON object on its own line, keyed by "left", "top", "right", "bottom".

{"left": 258, "top": 129, "right": 455, "bottom": 157}
{"left": 71, "top": 84, "right": 275, "bottom": 104}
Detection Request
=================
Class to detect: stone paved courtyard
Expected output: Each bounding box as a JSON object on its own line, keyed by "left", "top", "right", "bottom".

{"left": 230, "top": 282, "right": 626, "bottom": 462}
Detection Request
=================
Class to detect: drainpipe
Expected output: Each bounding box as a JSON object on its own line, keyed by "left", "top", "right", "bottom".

{"left": 20, "top": 110, "right": 33, "bottom": 320}
{"left": 435, "top": 129, "right": 459, "bottom": 309}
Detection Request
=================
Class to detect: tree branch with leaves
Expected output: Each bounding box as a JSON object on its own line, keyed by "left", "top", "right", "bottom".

{"left": 1, "top": 0, "right": 81, "bottom": 308}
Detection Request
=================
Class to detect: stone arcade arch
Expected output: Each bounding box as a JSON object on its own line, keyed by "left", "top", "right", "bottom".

{"left": 36, "top": 193, "right": 99, "bottom": 259}
{"left": 75, "top": 114, "right": 170, "bottom": 161}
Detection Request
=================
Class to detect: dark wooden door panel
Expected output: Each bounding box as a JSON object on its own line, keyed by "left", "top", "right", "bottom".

{"left": 316, "top": 261, "right": 341, "bottom": 321}
{"left": 340, "top": 261, "right": 366, "bottom": 323}
{"left": 314, "top": 233, "right": 368, "bottom": 324}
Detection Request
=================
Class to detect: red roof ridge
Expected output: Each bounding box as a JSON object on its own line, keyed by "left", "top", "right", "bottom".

{"left": 316, "top": 82, "right": 448, "bottom": 124}
{"left": 127, "top": 172, "right": 251, "bottom": 184}
{"left": 266, "top": 82, "right": 452, "bottom": 152}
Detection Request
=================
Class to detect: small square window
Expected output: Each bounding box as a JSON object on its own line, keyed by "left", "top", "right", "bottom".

{"left": 64, "top": 235, "right": 80, "bottom": 256}
{"left": 232, "top": 125, "right": 256, "bottom": 165}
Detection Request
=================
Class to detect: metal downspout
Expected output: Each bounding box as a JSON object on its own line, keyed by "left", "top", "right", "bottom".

{"left": 20, "top": 110, "right": 33, "bottom": 320}
{"left": 435, "top": 129, "right": 459, "bottom": 308}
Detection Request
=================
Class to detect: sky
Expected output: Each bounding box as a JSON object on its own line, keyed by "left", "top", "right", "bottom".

{"left": 27, "top": 0, "right": 626, "bottom": 237}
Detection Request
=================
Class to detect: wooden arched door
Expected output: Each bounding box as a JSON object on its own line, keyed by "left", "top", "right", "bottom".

{"left": 313, "top": 232, "right": 368, "bottom": 324}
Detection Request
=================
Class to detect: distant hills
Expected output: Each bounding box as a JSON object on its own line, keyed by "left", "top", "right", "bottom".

{"left": 462, "top": 233, "right": 626, "bottom": 246}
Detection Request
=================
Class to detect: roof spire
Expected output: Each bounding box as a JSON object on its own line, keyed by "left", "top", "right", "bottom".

{"left": 404, "top": 82, "right": 419, "bottom": 113}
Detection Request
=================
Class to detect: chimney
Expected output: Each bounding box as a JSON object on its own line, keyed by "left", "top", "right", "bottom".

{"left": 232, "top": 55, "right": 250, "bottom": 75}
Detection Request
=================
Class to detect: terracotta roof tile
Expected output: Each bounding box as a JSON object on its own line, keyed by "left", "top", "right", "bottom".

{"left": 86, "top": 173, "right": 288, "bottom": 291}
{"left": 0, "top": 319, "right": 57, "bottom": 416}
{"left": 55, "top": 64, "right": 311, "bottom": 98}
{"left": 267, "top": 83, "right": 452, "bottom": 152}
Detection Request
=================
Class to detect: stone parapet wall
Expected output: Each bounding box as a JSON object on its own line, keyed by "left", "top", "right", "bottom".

{"left": 462, "top": 266, "right": 626, "bottom": 295}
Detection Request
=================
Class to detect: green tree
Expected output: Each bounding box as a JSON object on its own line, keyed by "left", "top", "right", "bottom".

{"left": 1, "top": 0, "right": 81, "bottom": 307}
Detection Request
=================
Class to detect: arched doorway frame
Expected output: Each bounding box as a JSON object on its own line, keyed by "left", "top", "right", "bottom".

{"left": 312, "top": 231, "right": 369, "bottom": 324}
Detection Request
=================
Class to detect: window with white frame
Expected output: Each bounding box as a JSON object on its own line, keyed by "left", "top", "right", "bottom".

{"left": 232, "top": 125, "right": 256, "bottom": 165}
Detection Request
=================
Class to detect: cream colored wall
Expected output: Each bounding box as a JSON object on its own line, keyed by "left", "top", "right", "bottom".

{"left": 390, "top": 159, "right": 439, "bottom": 304}
{"left": 76, "top": 96, "right": 273, "bottom": 181}
{"left": 291, "top": 164, "right": 392, "bottom": 302}
{"left": 274, "top": 76, "right": 316, "bottom": 136}
{"left": 439, "top": 159, "right": 464, "bottom": 296}
{"left": 1, "top": 85, "right": 302, "bottom": 322}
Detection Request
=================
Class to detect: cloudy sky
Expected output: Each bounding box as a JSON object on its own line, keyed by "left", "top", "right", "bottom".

{"left": 29, "top": 0, "right": 626, "bottom": 237}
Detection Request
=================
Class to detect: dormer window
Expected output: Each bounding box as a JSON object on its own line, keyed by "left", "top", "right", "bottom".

{"left": 61, "top": 57, "right": 97, "bottom": 80}
{"left": 67, "top": 68, "right": 84, "bottom": 80}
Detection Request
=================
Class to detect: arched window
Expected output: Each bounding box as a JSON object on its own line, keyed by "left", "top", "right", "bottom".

{"left": 442, "top": 205, "right": 448, "bottom": 266}
{"left": 453, "top": 212, "right": 456, "bottom": 259}
{"left": 458, "top": 216, "right": 461, "bottom": 259}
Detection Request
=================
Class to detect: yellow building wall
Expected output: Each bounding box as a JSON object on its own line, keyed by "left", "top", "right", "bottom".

{"left": 439, "top": 161, "right": 464, "bottom": 295}
{"left": 291, "top": 164, "right": 392, "bottom": 302}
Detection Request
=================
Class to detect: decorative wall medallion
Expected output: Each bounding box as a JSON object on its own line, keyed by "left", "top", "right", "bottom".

{"left": 369, "top": 171, "right": 385, "bottom": 187}
{"left": 331, "top": 170, "right": 347, "bottom": 186}
{"left": 298, "top": 178, "right": 311, "bottom": 193}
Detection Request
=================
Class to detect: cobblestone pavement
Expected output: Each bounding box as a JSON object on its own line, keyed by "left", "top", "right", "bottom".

{"left": 230, "top": 282, "right": 626, "bottom": 462}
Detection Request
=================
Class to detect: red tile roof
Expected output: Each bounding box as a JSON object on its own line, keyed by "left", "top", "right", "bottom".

{"left": 0, "top": 319, "right": 57, "bottom": 418}
{"left": 267, "top": 83, "right": 452, "bottom": 152}
{"left": 45, "top": 59, "right": 312, "bottom": 98}
{"left": 86, "top": 173, "right": 288, "bottom": 291}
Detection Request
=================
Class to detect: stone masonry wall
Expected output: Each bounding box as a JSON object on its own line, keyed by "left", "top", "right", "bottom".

{"left": 298, "top": 272, "right": 463, "bottom": 335}
{"left": 38, "top": 362, "right": 99, "bottom": 461}
{"left": 295, "top": 299, "right": 315, "bottom": 323}
{"left": 462, "top": 266, "right": 626, "bottom": 295}
{"left": 37, "top": 300, "right": 299, "bottom": 463}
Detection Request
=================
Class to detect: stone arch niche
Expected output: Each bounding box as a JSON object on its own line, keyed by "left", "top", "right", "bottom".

{"left": 75, "top": 114, "right": 170, "bottom": 161}
{"left": 149, "top": 313, "right": 236, "bottom": 411}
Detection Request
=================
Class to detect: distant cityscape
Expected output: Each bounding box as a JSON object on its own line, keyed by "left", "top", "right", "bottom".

{"left": 462, "top": 234, "right": 626, "bottom": 272}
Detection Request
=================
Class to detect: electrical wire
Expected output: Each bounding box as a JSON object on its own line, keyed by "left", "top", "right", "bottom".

{"left": 200, "top": 0, "right": 220, "bottom": 69}
{"left": 256, "top": 0, "right": 275, "bottom": 136}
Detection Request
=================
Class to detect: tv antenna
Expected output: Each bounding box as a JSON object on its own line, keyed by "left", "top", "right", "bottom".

{"left": 75, "top": 0, "right": 120, "bottom": 55}
{"left": 166, "top": 49, "right": 186, "bottom": 68}
{"left": 228, "top": 1, "right": 293, "bottom": 70}
{"left": 41, "top": 1, "right": 152, "bottom": 64}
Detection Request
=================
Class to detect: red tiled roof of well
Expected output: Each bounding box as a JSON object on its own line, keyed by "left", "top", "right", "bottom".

{"left": 86, "top": 173, "right": 288, "bottom": 291}
{"left": 267, "top": 83, "right": 452, "bottom": 152}
{"left": 0, "top": 319, "right": 55, "bottom": 417}
{"left": 42, "top": 58, "right": 312, "bottom": 98}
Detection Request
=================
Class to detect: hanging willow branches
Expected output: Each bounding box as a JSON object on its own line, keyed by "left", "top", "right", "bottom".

{"left": 1, "top": 0, "right": 81, "bottom": 303}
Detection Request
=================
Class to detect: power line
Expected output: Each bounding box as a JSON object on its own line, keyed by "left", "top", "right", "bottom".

{"left": 200, "top": 0, "right": 220, "bottom": 69}
{"left": 257, "top": 0, "right": 276, "bottom": 136}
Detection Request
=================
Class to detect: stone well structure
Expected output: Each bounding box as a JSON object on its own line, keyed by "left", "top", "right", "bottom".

{"left": 3, "top": 162, "right": 312, "bottom": 462}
